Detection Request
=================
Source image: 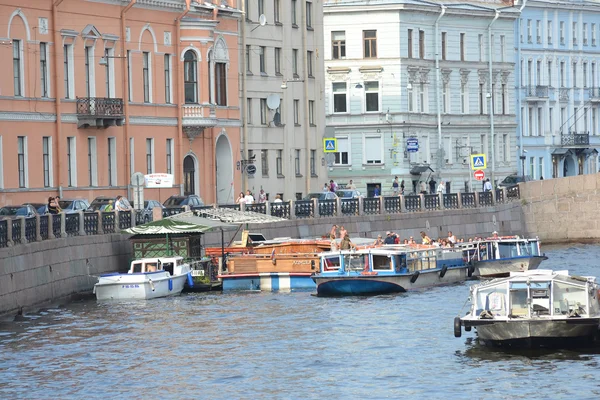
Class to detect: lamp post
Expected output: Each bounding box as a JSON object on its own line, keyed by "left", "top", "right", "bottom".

{"left": 520, "top": 155, "right": 526, "bottom": 181}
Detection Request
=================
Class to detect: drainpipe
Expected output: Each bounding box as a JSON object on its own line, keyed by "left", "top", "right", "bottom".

{"left": 517, "top": 0, "right": 528, "bottom": 178}
{"left": 301, "top": 0, "right": 310, "bottom": 195}
{"left": 52, "top": 0, "right": 64, "bottom": 195}
{"left": 488, "top": 10, "right": 500, "bottom": 187}
{"left": 175, "top": 0, "right": 192, "bottom": 196}
{"left": 434, "top": 4, "right": 446, "bottom": 182}
{"left": 121, "top": 0, "right": 136, "bottom": 194}
{"left": 241, "top": 0, "right": 248, "bottom": 193}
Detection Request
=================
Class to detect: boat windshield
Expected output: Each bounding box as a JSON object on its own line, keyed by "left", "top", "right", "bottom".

{"left": 323, "top": 255, "right": 342, "bottom": 272}
{"left": 497, "top": 242, "right": 519, "bottom": 258}
{"left": 476, "top": 284, "right": 507, "bottom": 317}
{"left": 552, "top": 280, "right": 588, "bottom": 315}
{"left": 519, "top": 241, "right": 540, "bottom": 256}
{"left": 343, "top": 254, "right": 367, "bottom": 272}
{"left": 372, "top": 255, "right": 392, "bottom": 271}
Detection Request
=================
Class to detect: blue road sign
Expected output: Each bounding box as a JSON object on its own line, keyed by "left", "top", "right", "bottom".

{"left": 323, "top": 138, "right": 337, "bottom": 153}
{"left": 470, "top": 154, "right": 487, "bottom": 170}
{"left": 246, "top": 164, "right": 257, "bottom": 175}
{"left": 406, "top": 138, "right": 419, "bottom": 152}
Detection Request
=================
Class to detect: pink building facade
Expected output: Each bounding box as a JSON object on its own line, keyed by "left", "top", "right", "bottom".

{"left": 0, "top": 0, "right": 242, "bottom": 206}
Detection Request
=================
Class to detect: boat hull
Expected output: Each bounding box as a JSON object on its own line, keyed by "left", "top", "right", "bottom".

{"left": 94, "top": 273, "right": 189, "bottom": 300}
{"left": 314, "top": 267, "right": 467, "bottom": 296}
{"left": 221, "top": 272, "right": 315, "bottom": 291}
{"left": 471, "top": 318, "right": 600, "bottom": 348}
{"left": 474, "top": 255, "right": 547, "bottom": 278}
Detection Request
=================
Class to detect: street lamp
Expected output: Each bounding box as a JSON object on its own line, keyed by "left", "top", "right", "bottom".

{"left": 280, "top": 78, "right": 305, "bottom": 90}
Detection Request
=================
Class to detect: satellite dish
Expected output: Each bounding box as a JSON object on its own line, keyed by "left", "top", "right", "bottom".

{"left": 259, "top": 14, "right": 267, "bottom": 26}
{"left": 273, "top": 111, "right": 281, "bottom": 126}
{"left": 266, "top": 94, "right": 280, "bottom": 110}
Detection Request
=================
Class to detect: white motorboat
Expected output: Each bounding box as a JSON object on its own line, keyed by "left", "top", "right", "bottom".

{"left": 94, "top": 256, "right": 193, "bottom": 300}
{"left": 455, "top": 270, "right": 600, "bottom": 348}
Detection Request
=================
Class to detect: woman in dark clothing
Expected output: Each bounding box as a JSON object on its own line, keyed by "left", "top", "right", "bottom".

{"left": 47, "top": 197, "right": 59, "bottom": 214}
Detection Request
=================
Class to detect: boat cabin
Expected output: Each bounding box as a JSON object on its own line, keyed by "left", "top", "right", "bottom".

{"left": 128, "top": 257, "right": 185, "bottom": 275}
{"left": 471, "top": 270, "right": 597, "bottom": 319}
{"left": 461, "top": 238, "right": 541, "bottom": 263}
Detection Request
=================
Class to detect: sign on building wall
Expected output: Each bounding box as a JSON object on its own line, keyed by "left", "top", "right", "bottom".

{"left": 323, "top": 138, "right": 337, "bottom": 153}
{"left": 145, "top": 173, "right": 174, "bottom": 188}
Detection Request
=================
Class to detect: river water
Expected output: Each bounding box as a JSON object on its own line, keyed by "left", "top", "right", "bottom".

{"left": 1, "top": 244, "right": 600, "bottom": 399}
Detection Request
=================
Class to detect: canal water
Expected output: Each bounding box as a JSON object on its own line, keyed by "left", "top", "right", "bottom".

{"left": 1, "top": 244, "right": 600, "bottom": 399}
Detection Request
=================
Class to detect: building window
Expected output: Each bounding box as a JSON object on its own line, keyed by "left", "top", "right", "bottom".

{"left": 63, "top": 44, "right": 73, "bottom": 99}
{"left": 536, "top": 20, "right": 541, "bottom": 43}
{"left": 13, "top": 40, "right": 22, "bottom": 97}
{"left": 334, "top": 137, "right": 349, "bottom": 165}
{"left": 583, "top": 62, "right": 588, "bottom": 88}
{"left": 441, "top": 32, "right": 446, "bottom": 60}
{"left": 108, "top": 137, "right": 116, "bottom": 186}
{"left": 274, "top": 0, "right": 280, "bottom": 23}
{"left": 442, "top": 82, "right": 448, "bottom": 113}
{"left": 307, "top": 51, "right": 313, "bottom": 77}
{"left": 291, "top": 0, "right": 297, "bottom": 26}
{"left": 146, "top": 138, "right": 154, "bottom": 174}
{"left": 419, "top": 83, "right": 426, "bottom": 113}
{"left": 548, "top": 21, "right": 553, "bottom": 44}
{"left": 245, "top": 45, "right": 251, "bottom": 73}
{"left": 259, "top": 46, "right": 266, "bottom": 74}
{"left": 294, "top": 99, "right": 300, "bottom": 125}
{"left": 332, "top": 82, "right": 347, "bottom": 113}
{"left": 364, "top": 135, "right": 382, "bottom": 164}
{"left": 166, "top": 138, "right": 173, "bottom": 175}
{"left": 260, "top": 98, "right": 267, "bottom": 124}
{"left": 295, "top": 149, "right": 301, "bottom": 176}
{"left": 43, "top": 137, "right": 51, "bottom": 187}
{"left": 67, "top": 137, "right": 76, "bottom": 187}
{"left": 258, "top": 0, "right": 264, "bottom": 16}
{"left": 184, "top": 50, "right": 197, "bottom": 103}
{"left": 261, "top": 149, "right": 269, "bottom": 176}
{"left": 478, "top": 34, "right": 484, "bottom": 62}
{"left": 502, "top": 84, "right": 507, "bottom": 115}
{"left": 573, "top": 22, "right": 578, "bottom": 45}
{"left": 460, "top": 33, "right": 465, "bottom": 61}
{"left": 17, "top": 136, "right": 26, "bottom": 188}
{"left": 503, "top": 134, "right": 509, "bottom": 162}
{"left": 560, "top": 21, "right": 565, "bottom": 44}
{"left": 460, "top": 82, "right": 467, "bottom": 114}
{"left": 40, "top": 43, "right": 48, "bottom": 98}
{"left": 275, "top": 47, "right": 281, "bottom": 74}
{"left": 332, "top": 31, "right": 346, "bottom": 59}
{"left": 573, "top": 62, "right": 577, "bottom": 88}
{"left": 143, "top": 52, "right": 152, "bottom": 103}
{"left": 549, "top": 107, "right": 554, "bottom": 134}
{"left": 309, "top": 100, "right": 315, "bottom": 125}
{"left": 407, "top": 29, "right": 413, "bottom": 58}
{"left": 247, "top": 98, "right": 253, "bottom": 124}
{"left": 583, "top": 23, "right": 588, "bottom": 45}
{"left": 547, "top": 61, "right": 553, "bottom": 86}
{"left": 127, "top": 50, "right": 132, "bottom": 102}
{"left": 310, "top": 150, "right": 316, "bottom": 176}
{"left": 527, "top": 19, "right": 532, "bottom": 43}
{"left": 479, "top": 83, "right": 485, "bottom": 115}
{"left": 363, "top": 30, "right": 377, "bottom": 58}
{"left": 164, "top": 54, "right": 171, "bottom": 104}
{"left": 214, "top": 62, "right": 227, "bottom": 106}
{"left": 88, "top": 137, "right": 97, "bottom": 187}
{"left": 408, "top": 84, "right": 414, "bottom": 112}
{"left": 419, "top": 30, "right": 425, "bottom": 59}
{"left": 593, "top": 23, "right": 597, "bottom": 46}
{"left": 365, "top": 81, "right": 379, "bottom": 112}
{"left": 292, "top": 49, "right": 299, "bottom": 76}
{"left": 306, "top": 2, "right": 312, "bottom": 28}
{"left": 500, "top": 35, "right": 505, "bottom": 62}
{"left": 560, "top": 61, "right": 565, "bottom": 87}
{"left": 276, "top": 150, "right": 283, "bottom": 175}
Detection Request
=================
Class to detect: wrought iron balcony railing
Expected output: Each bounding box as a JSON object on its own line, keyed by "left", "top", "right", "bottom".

{"left": 589, "top": 87, "right": 600, "bottom": 99}
{"left": 561, "top": 131, "right": 590, "bottom": 146}
{"left": 524, "top": 85, "right": 549, "bottom": 98}
{"left": 77, "top": 97, "right": 124, "bottom": 116}
{"left": 559, "top": 88, "right": 569, "bottom": 101}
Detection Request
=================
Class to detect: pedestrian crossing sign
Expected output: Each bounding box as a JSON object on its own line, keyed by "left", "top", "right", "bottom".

{"left": 470, "top": 154, "right": 487, "bottom": 170}
{"left": 323, "top": 138, "right": 337, "bottom": 153}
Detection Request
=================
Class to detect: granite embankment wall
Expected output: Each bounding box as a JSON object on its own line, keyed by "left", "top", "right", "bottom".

{"left": 0, "top": 234, "right": 131, "bottom": 318}
{"left": 519, "top": 173, "right": 600, "bottom": 243}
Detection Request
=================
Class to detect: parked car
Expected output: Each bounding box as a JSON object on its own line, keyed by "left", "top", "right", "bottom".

{"left": 132, "top": 200, "right": 164, "bottom": 224}
{"left": 498, "top": 174, "right": 533, "bottom": 188}
{"left": 335, "top": 189, "right": 363, "bottom": 199}
{"left": 89, "top": 196, "right": 132, "bottom": 211}
{"left": 163, "top": 195, "right": 204, "bottom": 208}
{"left": 303, "top": 192, "right": 338, "bottom": 201}
{"left": 58, "top": 199, "right": 91, "bottom": 213}
{"left": 24, "top": 203, "right": 48, "bottom": 215}
{"left": 0, "top": 204, "right": 39, "bottom": 218}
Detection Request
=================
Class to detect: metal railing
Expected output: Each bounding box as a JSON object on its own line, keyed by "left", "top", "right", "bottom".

{"left": 559, "top": 87, "right": 569, "bottom": 101}
{"left": 12, "top": 219, "right": 21, "bottom": 243}
{"left": 384, "top": 197, "right": 401, "bottom": 214}
{"left": 588, "top": 87, "right": 600, "bottom": 98}
{"left": 363, "top": 198, "right": 380, "bottom": 214}
{"left": 119, "top": 211, "right": 132, "bottom": 230}
{"left": 561, "top": 131, "right": 590, "bottom": 146}
{"left": 40, "top": 215, "right": 49, "bottom": 240}
{"left": 102, "top": 212, "right": 116, "bottom": 233}
{"left": 443, "top": 194, "right": 459, "bottom": 209}
{"left": 479, "top": 191, "right": 493, "bottom": 207}
{"left": 270, "top": 201, "right": 291, "bottom": 219}
{"left": 524, "top": 85, "right": 549, "bottom": 97}
{"left": 25, "top": 217, "right": 37, "bottom": 243}
{"left": 76, "top": 97, "right": 124, "bottom": 116}
{"left": 424, "top": 194, "right": 440, "bottom": 210}
{"left": 65, "top": 214, "right": 79, "bottom": 237}
{"left": 341, "top": 199, "right": 359, "bottom": 216}
{"left": 319, "top": 200, "right": 337, "bottom": 217}
{"left": 0, "top": 219, "right": 9, "bottom": 247}
{"left": 84, "top": 212, "right": 99, "bottom": 235}
{"left": 461, "top": 192, "right": 476, "bottom": 208}
{"left": 245, "top": 203, "right": 267, "bottom": 214}
{"left": 52, "top": 214, "right": 62, "bottom": 238}
{"left": 404, "top": 195, "right": 421, "bottom": 212}
{"left": 294, "top": 200, "right": 314, "bottom": 219}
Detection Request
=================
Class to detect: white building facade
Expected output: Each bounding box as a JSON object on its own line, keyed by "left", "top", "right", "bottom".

{"left": 324, "top": 0, "right": 519, "bottom": 196}
{"left": 240, "top": 0, "right": 326, "bottom": 201}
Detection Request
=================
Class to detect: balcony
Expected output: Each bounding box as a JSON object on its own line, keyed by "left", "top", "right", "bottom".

{"left": 559, "top": 88, "right": 569, "bottom": 102}
{"left": 182, "top": 104, "right": 218, "bottom": 142}
{"left": 589, "top": 87, "right": 600, "bottom": 102}
{"left": 524, "top": 85, "right": 549, "bottom": 101}
{"left": 76, "top": 97, "right": 124, "bottom": 129}
{"left": 561, "top": 131, "right": 590, "bottom": 147}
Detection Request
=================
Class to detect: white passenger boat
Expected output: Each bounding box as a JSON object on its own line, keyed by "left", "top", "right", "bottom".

{"left": 94, "top": 256, "right": 193, "bottom": 300}
{"left": 458, "top": 236, "right": 547, "bottom": 278}
{"left": 455, "top": 270, "right": 600, "bottom": 348}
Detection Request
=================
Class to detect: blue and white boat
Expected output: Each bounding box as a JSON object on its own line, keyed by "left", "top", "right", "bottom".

{"left": 312, "top": 245, "right": 466, "bottom": 296}
{"left": 458, "top": 236, "right": 547, "bottom": 278}
{"left": 94, "top": 256, "right": 193, "bottom": 300}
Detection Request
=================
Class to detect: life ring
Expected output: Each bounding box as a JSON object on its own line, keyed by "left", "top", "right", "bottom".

{"left": 454, "top": 317, "right": 462, "bottom": 338}
{"left": 439, "top": 265, "right": 448, "bottom": 279}
{"left": 410, "top": 271, "right": 420, "bottom": 283}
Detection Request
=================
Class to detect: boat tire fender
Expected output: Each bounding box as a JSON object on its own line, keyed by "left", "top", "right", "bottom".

{"left": 187, "top": 272, "right": 194, "bottom": 288}
{"left": 410, "top": 271, "right": 420, "bottom": 284}
{"left": 454, "top": 317, "right": 462, "bottom": 338}
{"left": 168, "top": 279, "right": 173, "bottom": 292}
{"left": 439, "top": 265, "right": 448, "bottom": 279}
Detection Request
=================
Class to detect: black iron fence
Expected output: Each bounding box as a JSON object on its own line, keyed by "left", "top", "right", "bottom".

{"left": 65, "top": 214, "right": 79, "bottom": 236}
{"left": 424, "top": 194, "right": 440, "bottom": 210}
{"left": 0, "top": 219, "right": 8, "bottom": 248}
{"left": 384, "top": 197, "right": 401, "bottom": 214}
{"left": 443, "top": 194, "right": 459, "bottom": 209}
{"left": 102, "top": 212, "right": 116, "bottom": 234}
{"left": 84, "top": 212, "right": 99, "bottom": 235}
{"left": 363, "top": 198, "right": 380, "bottom": 215}
{"left": 245, "top": 203, "right": 266, "bottom": 214}
{"left": 25, "top": 217, "right": 37, "bottom": 243}
{"left": 561, "top": 131, "right": 590, "bottom": 146}
{"left": 52, "top": 214, "right": 62, "bottom": 238}
{"left": 341, "top": 199, "right": 359, "bottom": 216}
{"left": 12, "top": 219, "right": 21, "bottom": 243}
{"left": 271, "top": 202, "right": 291, "bottom": 219}
{"left": 76, "top": 97, "right": 124, "bottom": 116}
{"left": 404, "top": 195, "right": 421, "bottom": 212}
{"left": 295, "top": 200, "right": 314, "bottom": 219}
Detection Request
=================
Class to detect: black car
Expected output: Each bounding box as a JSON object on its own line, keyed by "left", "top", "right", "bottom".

{"left": 132, "top": 200, "right": 164, "bottom": 224}
{"left": 163, "top": 195, "right": 204, "bottom": 208}
{"left": 0, "top": 204, "right": 39, "bottom": 218}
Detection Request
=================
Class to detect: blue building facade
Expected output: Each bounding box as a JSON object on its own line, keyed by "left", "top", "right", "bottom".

{"left": 516, "top": 0, "right": 600, "bottom": 179}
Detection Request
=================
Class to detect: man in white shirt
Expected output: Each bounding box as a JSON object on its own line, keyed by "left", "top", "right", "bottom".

{"left": 447, "top": 231, "right": 457, "bottom": 244}
{"left": 437, "top": 181, "right": 445, "bottom": 194}
{"left": 115, "top": 195, "right": 130, "bottom": 211}
{"left": 348, "top": 179, "right": 357, "bottom": 190}
{"left": 244, "top": 190, "right": 255, "bottom": 204}
{"left": 483, "top": 179, "right": 493, "bottom": 192}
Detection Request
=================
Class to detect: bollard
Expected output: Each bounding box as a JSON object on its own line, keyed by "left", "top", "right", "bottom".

{"left": 60, "top": 213, "right": 67, "bottom": 237}
{"left": 6, "top": 219, "right": 14, "bottom": 247}
{"left": 78, "top": 211, "right": 86, "bottom": 236}
{"left": 47, "top": 213, "right": 55, "bottom": 240}
{"left": 96, "top": 211, "right": 104, "bottom": 234}
{"left": 19, "top": 216, "right": 26, "bottom": 244}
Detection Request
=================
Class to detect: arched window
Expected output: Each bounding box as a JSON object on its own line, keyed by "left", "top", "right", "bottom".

{"left": 184, "top": 50, "right": 197, "bottom": 103}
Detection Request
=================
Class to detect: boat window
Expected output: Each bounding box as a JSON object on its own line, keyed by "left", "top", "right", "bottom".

{"left": 498, "top": 242, "right": 518, "bottom": 258}
{"left": 519, "top": 241, "right": 540, "bottom": 257}
{"left": 407, "top": 257, "right": 421, "bottom": 272}
{"left": 372, "top": 255, "right": 392, "bottom": 271}
{"left": 323, "top": 256, "right": 341, "bottom": 271}
{"left": 478, "top": 243, "right": 488, "bottom": 261}
{"left": 552, "top": 281, "right": 587, "bottom": 315}
{"left": 530, "top": 281, "right": 550, "bottom": 315}
{"left": 162, "top": 262, "right": 174, "bottom": 275}
{"left": 132, "top": 263, "right": 142, "bottom": 273}
{"left": 509, "top": 282, "right": 529, "bottom": 317}
{"left": 146, "top": 263, "right": 158, "bottom": 272}
{"left": 477, "top": 287, "right": 507, "bottom": 317}
{"left": 393, "top": 255, "right": 407, "bottom": 272}
{"left": 344, "top": 254, "right": 367, "bottom": 272}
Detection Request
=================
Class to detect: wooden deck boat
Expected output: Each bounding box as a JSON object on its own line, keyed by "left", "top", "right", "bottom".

{"left": 455, "top": 270, "right": 600, "bottom": 348}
